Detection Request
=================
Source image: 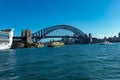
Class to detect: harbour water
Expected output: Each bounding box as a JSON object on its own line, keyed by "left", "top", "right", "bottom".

{"left": 0, "top": 43, "right": 120, "bottom": 80}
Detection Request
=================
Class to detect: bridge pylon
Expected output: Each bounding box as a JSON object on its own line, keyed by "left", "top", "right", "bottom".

{"left": 21, "top": 29, "right": 33, "bottom": 43}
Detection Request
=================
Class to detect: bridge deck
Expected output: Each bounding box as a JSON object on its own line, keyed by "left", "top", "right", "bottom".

{"left": 13, "top": 36, "right": 84, "bottom": 39}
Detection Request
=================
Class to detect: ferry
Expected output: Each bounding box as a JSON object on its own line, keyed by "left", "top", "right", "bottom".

{"left": 100, "top": 41, "right": 112, "bottom": 45}
{"left": 0, "top": 28, "right": 14, "bottom": 50}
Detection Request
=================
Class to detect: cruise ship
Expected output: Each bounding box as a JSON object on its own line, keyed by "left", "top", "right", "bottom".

{"left": 0, "top": 28, "right": 14, "bottom": 50}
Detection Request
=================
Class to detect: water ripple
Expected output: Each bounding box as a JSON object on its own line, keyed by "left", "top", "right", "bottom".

{"left": 1, "top": 44, "right": 120, "bottom": 80}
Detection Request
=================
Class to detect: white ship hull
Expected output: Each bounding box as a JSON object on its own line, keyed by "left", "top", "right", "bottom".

{"left": 100, "top": 41, "right": 112, "bottom": 45}
{"left": 0, "top": 28, "right": 14, "bottom": 50}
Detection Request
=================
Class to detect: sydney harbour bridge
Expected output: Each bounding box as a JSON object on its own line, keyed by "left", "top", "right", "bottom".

{"left": 14, "top": 25, "right": 91, "bottom": 44}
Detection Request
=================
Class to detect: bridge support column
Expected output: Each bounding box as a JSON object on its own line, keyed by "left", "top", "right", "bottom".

{"left": 21, "top": 29, "right": 33, "bottom": 43}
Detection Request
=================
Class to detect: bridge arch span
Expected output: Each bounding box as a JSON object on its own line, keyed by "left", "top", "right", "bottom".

{"left": 32, "top": 25, "right": 88, "bottom": 39}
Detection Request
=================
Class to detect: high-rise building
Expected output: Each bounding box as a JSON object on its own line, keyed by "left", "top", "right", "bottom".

{"left": 118, "top": 32, "right": 120, "bottom": 38}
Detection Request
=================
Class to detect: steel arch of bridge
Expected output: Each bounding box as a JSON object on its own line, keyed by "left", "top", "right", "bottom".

{"left": 32, "top": 25, "right": 88, "bottom": 42}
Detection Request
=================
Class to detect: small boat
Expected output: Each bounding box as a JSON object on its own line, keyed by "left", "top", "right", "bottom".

{"left": 100, "top": 41, "right": 112, "bottom": 45}
{"left": 0, "top": 28, "right": 14, "bottom": 50}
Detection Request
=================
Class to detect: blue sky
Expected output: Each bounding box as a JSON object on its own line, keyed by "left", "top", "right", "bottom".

{"left": 0, "top": 0, "right": 120, "bottom": 38}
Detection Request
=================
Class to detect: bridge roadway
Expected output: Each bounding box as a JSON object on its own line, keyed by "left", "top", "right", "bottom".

{"left": 13, "top": 36, "right": 84, "bottom": 39}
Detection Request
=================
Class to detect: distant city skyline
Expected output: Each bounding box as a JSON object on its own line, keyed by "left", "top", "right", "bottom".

{"left": 0, "top": 0, "right": 120, "bottom": 38}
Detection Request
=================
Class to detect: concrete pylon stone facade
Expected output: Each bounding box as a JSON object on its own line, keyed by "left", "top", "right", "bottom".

{"left": 89, "top": 33, "right": 92, "bottom": 43}
{"left": 21, "top": 29, "right": 33, "bottom": 43}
